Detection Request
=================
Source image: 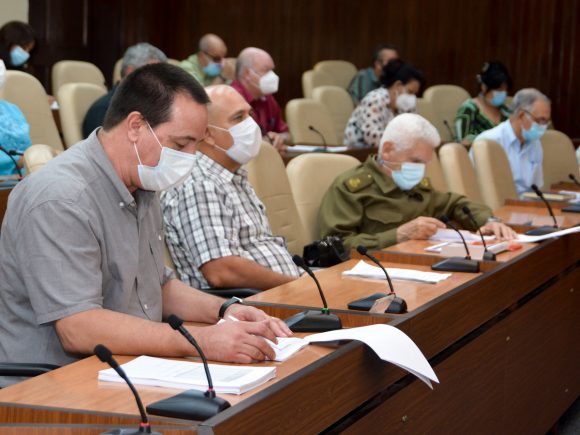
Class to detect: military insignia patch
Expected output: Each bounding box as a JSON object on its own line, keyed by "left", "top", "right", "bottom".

{"left": 345, "top": 174, "right": 373, "bottom": 192}
{"left": 418, "top": 177, "right": 431, "bottom": 190}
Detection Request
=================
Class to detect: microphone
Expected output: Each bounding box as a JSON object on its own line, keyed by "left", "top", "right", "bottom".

{"left": 443, "top": 120, "right": 456, "bottom": 142}
{"left": 146, "top": 315, "right": 230, "bottom": 421}
{"left": 569, "top": 173, "right": 580, "bottom": 186}
{"left": 525, "top": 184, "right": 559, "bottom": 236}
{"left": 94, "top": 345, "right": 160, "bottom": 435}
{"left": 462, "top": 206, "right": 496, "bottom": 261}
{"left": 431, "top": 215, "right": 480, "bottom": 273}
{"left": 283, "top": 255, "right": 342, "bottom": 332}
{"left": 0, "top": 145, "right": 23, "bottom": 179}
{"left": 308, "top": 125, "right": 327, "bottom": 151}
{"left": 354, "top": 246, "right": 407, "bottom": 314}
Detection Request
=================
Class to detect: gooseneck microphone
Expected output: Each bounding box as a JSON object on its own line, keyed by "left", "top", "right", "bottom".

{"left": 94, "top": 344, "right": 160, "bottom": 435}
{"left": 443, "top": 120, "right": 456, "bottom": 142}
{"left": 0, "top": 145, "right": 23, "bottom": 178}
{"left": 146, "top": 314, "right": 230, "bottom": 421}
{"left": 462, "top": 206, "right": 496, "bottom": 261}
{"left": 355, "top": 246, "right": 407, "bottom": 314}
{"left": 569, "top": 174, "right": 580, "bottom": 186}
{"left": 283, "top": 255, "right": 342, "bottom": 332}
{"left": 525, "top": 184, "right": 559, "bottom": 236}
{"left": 308, "top": 125, "right": 327, "bottom": 150}
{"left": 431, "top": 216, "right": 480, "bottom": 273}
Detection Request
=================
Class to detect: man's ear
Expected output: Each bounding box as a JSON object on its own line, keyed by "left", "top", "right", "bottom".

{"left": 126, "top": 111, "right": 145, "bottom": 143}
{"left": 381, "top": 140, "right": 395, "bottom": 159}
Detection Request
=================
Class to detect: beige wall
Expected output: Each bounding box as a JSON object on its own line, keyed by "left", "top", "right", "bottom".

{"left": 0, "top": 0, "right": 28, "bottom": 27}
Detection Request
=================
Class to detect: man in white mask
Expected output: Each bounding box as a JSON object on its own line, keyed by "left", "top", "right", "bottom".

{"left": 231, "top": 47, "right": 291, "bottom": 152}
{"left": 161, "top": 85, "right": 301, "bottom": 291}
{"left": 319, "top": 113, "right": 516, "bottom": 250}
{"left": 0, "top": 64, "right": 291, "bottom": 386}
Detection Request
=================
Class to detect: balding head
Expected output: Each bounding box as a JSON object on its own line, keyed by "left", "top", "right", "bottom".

{"left": 197, "top": 34, "right": 227, "bottom": 69}
{"left": 206, "top": 85, "right": 250, "bottom": 127}
{"left": 235, "top": 47, "right": 276, "bottom": 98}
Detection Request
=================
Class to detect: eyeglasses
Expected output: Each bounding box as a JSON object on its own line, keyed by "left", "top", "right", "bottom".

{"left": 202, "top": 51, "right": 223, "bottom": 63}
{"left": 523, "top": 110, "right": 550, "bottom": 126}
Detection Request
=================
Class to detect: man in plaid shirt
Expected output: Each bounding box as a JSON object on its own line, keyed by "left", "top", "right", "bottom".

{"left": 161, "top": 85, "right": 300, "bottom": 291}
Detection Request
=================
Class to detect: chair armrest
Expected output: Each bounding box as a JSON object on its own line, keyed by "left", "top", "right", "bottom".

{"left": 201, "top": 288, "right": 261, "bottom": 298}
{"left": 0, "top": 363, "right": 60, "bottom": 377}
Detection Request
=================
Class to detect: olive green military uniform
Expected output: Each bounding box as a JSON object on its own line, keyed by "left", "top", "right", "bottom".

{"left": 318, "top": 155, "right": 492, "bottom": 250}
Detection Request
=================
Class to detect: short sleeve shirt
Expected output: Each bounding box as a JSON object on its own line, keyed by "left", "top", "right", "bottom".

{"left": 344, "top": 88, "right": 394, "bottom": 148}
{"left": 0, "top": 131, "right": 168, "bottom": 371}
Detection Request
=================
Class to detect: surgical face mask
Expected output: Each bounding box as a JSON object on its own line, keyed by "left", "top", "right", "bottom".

{"left": 257, "top": 70, "right": 279, "bottom": 95}
{"left": 489, "top": 90, "right": 507, "bottom": 107}
{"left": 387, "top": 161, "right": 426, "bottom": 190}
{"left": 10, "top": 45, "right": 30, "bottom": 67}
{"left": 522, "top": 118, "right": 547, "bottom": 143}
{"left": 133, "top": 123, "right": 196, "bottom": 191}
{"left": 396, "top": 93, "right": 417, "bottom": 113}
{"left": 0, "top": 60, "right": 6, "bottom": 89}
{"left": 212, "top": 116, "right": 262, "bottom": 165}
{"left": 203, "top": 61, "right": 222, "bottom": 77}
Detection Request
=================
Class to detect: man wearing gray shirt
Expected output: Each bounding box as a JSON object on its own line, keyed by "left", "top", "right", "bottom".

{"left": 0, "top": 64, "right": 290, "bottom": 385}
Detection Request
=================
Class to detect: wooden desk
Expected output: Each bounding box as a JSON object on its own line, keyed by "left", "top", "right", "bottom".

{"left": 505, "top": 197, "right": 575, "bottom": 210}
{"left": 552, "top": 181, "right": 580, "bottom": 192}
{"left": 494, "top": 204, "right": 580, "bottom": 229}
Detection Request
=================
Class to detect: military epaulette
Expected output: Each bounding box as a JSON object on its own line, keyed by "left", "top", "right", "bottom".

{"left": 344, "top": 173, "right": 373, "bottom": 192}
{"left": 417, "top": 177, "right": 432, "bottom": 191}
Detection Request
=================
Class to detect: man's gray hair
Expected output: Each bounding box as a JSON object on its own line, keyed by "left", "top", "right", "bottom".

{"left": 379, "top": 113, "right": 440, "bottom": 154}
{"left": 511, "top": 88, "right": 550, "bottom": 114}
{"left": 235, "top": 47, "right": 260, "bottom": 80}
{"left": 121, "top": 42, "right": 167, "bottom": 78}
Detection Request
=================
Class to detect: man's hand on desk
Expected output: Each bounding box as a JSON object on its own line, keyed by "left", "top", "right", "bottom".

{"left": 226, "top": 303, "right": 292, "bottom": 338}
{"left": 396, "top": 217, "right": 446, "bottom": 242}
{"left": 479, "top": 222, "right": 517, "bottom": 240}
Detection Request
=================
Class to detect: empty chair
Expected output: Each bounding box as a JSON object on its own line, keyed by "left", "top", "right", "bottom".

{"left": 313, "top": 60, "right": 357, "bottom": 90}
{"left": 246, "top": 141, "right": 308, "bottom": 255}
{"left": 57, "top": 83, "right": 107, "bottom": 147}
{"left": 425, "top": 150, "right": 448, "bottom": 192}
{"left": 52, "top": 60, "right": 106, "bottom": 96}
{"left": 4, "top": 71, "right": 63, "bottom": 150}
{"left": 285, "top": 99, "right": 338, "bottom": 145}
{"left": 423, "top": 85, "right": 470, "bottom": 142}
{"left": 471, "top": 139, "right": 518, "bottom": 210}
{"left": 439, "top": 143, "right": 483, "bottom": 203}
{"left": 301, "top": 69, "right": 335, "bottom": 98}
{"left": 540, "top": 130, "right": 580, "bottom": 187}
{"left": 286, "top": 153, "right": 360, "bottom": 242}
{"left": 312, "top": 85, "right": 354, "bottom": 144}
{"left": 22, "top": 144, "right": 61, "bottom": 174}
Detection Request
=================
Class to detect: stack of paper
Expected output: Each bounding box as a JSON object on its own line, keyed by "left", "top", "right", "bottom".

{"left": 98, "top": 356, "right": 276, "bottom": 395}
{"left": 516, "top": 225, "right": 580, "bottom": 243}
{"left": 429, "top": 228, "right": 494, "bottom": 243}
{"left": 265, "top": 337, "right": 309, "bottom": 361}
{"left": 288, "top": 145, "right": 349, "bottom": 153}
{"left": 343, "top": 260, "right": 451, "bottom": 284}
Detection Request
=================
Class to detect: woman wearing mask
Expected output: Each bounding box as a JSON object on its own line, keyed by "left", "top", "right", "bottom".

{"left": 454, "top": 61, "right": 512, "bottom": 144}
{"left": 344, "top": 59, "right": 424, "bottom": 149}
{"left": 0, "top": 21, "right": 35, "bottom": 71}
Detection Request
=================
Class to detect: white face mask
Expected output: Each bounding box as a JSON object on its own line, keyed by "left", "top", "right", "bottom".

{"left": 0, "top": 60, "right": 6, "bottom": 90}
{"left": 212, "top": 116, "right": 262, "bottom": 165}
{"left": 396, "top": 93, "right": 417, "bottom": 113}
{"left": 134, "top": 123, "right": 196, "bottom": 191}
{"left": 257, "top": 70, "right": 279, "bottom": 95}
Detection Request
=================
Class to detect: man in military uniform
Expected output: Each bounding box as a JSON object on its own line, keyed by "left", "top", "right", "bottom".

{"left": 319, "top": 113, "right": 516, "bottom": 250}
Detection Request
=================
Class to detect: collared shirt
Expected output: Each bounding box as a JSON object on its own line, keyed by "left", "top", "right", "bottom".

{"left": 344, "top": 87, "right": 394, "bottom": 149}
{"left": 454, "top": 99, "right": 510, "bottom": 143}
{"left": 347, "top": 67, "right": 380, "bottom": 105}
{"left": 318, "top": 155, "right": 492, "bottom": 250}
{"left": 474, "top": 120, "right": 543, "bottom": 196}
{"left": 180, "top": 54, "right": 215, "bottom": 87}
{"left": 160, "top": 152, "right": 300, "bottom": 289}
{"left": 231, "top": 80, "right": 289, "bottom": 135}
{"left": 0, "top": 131, "right": 169, "bottom": 373}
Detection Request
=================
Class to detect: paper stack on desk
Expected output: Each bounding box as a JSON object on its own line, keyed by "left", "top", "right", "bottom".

{"left": 516, "top": 225, "right": 580, "bottom": 243}
{"left": 429, "top": 228, "right": 495, "bottom": 243}
{"left": 343, "top": 260, "right": 451, "bottom": 284}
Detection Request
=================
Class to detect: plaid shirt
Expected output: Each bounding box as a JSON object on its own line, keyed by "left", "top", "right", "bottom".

{"left": 160, "top": 153, "right": 300, "bottom": 289}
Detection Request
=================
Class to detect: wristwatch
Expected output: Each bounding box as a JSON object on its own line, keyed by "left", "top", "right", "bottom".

{"left": 487, "top": 216, "right": 502, "bottom": 223}
{"left": 218, "top": 297, "right": 244, "bottom": 319}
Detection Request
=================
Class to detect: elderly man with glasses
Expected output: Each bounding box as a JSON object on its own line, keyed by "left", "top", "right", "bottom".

{"left": 180, "top": 33, "right": 232, "bottom": 86}
{"left": 474, "top": 88, "right": 551, "bottom": 197}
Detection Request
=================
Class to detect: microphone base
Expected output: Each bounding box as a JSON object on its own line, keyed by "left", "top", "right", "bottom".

{"left": 100, "top": 429, "right": 162, "bottom": 435}
{"left": 432, "top": 257, "right": 480, "bottom": 273}
{"left": 525, "top": 226, "right": 559, "bottom": 236}
{"left": 483, "top": 251, "right": 497, "bottom": 261}
{"left": 285, "top": 310, "right": 342, "bottom": 332}
{"left": 146, "top": 389, "right": 231, "bottom": 422}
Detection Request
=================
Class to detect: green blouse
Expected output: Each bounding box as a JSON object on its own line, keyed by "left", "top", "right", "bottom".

{"left": 454, "top": 99, "right": 510, "bottom": 143}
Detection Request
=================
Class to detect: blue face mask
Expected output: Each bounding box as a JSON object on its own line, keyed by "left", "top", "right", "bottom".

{"left": 203, "top": 62, "right": 222, "bottom": 77}
{"left": 522, "top": 121, "right": 547, "bottom": 143}
{"left": 10, "top": 45, "right": 30, "bottom": 67}
{"left": 390, "top": 162, "right": 426, "bottom": 190}
{"left": 490, "top": 90, "right": 507, "bottom": 107}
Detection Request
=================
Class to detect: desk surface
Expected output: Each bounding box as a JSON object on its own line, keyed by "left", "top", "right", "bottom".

{"left": 494, "top": 204, "right": 580, "bottom": 228}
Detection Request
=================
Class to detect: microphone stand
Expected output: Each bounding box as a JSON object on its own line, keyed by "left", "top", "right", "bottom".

{"left": 462, "top": 206, "right": 496, "bottom": 261}
{"left": 525, "top": 184, "right": 559, "bottom": 236}
{"left": 431, "top": 216, "right": 480, "bottom": 273}
{"left": 308, "top": 125, "right": 327, "bottom": 152}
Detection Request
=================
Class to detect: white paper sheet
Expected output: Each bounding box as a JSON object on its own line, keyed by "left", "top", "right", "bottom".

{"left": 264, "top": 337, "right": 309, "bottom": 362}
{"left": 305, "top": 324, "right": 439, "bottom": 388}
{"left": 288, "top": 145, "right": 349, "bottom": 153}
{"left": 429, "top": 228, "right": 495, "bottom": 243}
{"left": 516, "top": 225, "right": 580, "bottom": 243}
{"left": 343, "top": 260, "right": 451, "bottom": 284}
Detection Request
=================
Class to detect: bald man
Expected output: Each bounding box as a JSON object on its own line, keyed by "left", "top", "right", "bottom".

{"left": 161, "top": 85, "right": 300, "bottom": 291}
{"left": 180, "top": 33, "right": 233, "bottom": 86}
{"left": 231, "top": 47, "right": 290, "bottom": 151}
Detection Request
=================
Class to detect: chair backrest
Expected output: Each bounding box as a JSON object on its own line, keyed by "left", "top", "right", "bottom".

{"left": 472, "top": 139, "right": 518, "bottom": 210}
{"left": 285, "top": 99, "right": 338, "bottom": 145}
{"left": 246, "top": 141, "right": 308, "bottom": 255}
{"left": 439, "top": 143, "right": 483, "bottom": 203}
{"left": 423, "top": 85, "right": 470, "bottom": 142}
{"left": 4, "top": 71, "right": 64, "bottom": 150}
{"left": 52, "top": 60, "right": 106, "bottom": 96}
{"left": 301, "top": 69, "right": 335, "bottom": 98}
{"left": 312, "top": 85, "right": 354, "bottom": 144}
{"left": 286, "top": 153, "right": 360, "bottom": 242}
{"left": 416, "top": 97, "right": 439, "bottom": 133}
{"left": 313, "top": 60, "right": 357, "bottom": 90}
{"left": 22, "top": 144, "right": 61, "bottom": 174}
{"left": 57, "top": 83, "right": 107, "bottom": 147}
{"left": 540, "top": 130, "right": 580, "bottom": 187}
{"left": 425, "top": 150, "right": 448, "bottom": 192}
